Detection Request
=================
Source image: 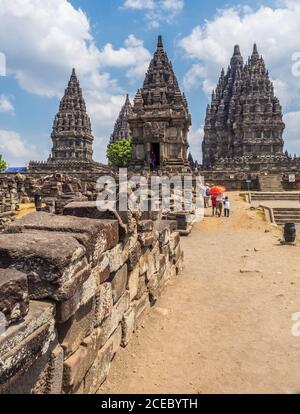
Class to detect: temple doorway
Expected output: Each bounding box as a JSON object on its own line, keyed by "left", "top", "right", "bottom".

{"left": 150, "top": 143, "right": 160, "bottom": 170}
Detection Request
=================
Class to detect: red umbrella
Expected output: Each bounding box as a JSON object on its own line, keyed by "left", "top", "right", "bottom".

{"left": 208, "top": 185, "right": 226, "bottom": 196}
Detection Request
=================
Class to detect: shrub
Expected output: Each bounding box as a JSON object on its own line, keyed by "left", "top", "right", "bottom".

{"left": 106, "top": 138, "right": 132, "bottom": 168}
{"left": 0, "top": 154, "right": 7, "bottom": 172}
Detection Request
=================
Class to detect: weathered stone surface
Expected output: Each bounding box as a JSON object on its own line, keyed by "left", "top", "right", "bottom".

{"left": 94, "top": 283, "right": 113, "bottom": 328}
{"left": 0, "top": 301, "right": 55, "bottom": 389}
{"left": 139, "top": 249, "right": 150, "bottom": 275}
{"left": 98, "top": 292, "right": 130, "bottom": 349}
{"left": 147, "top": 243, "right": 160, "bottom": 279}
{"left": 0, "top": 269, "right": 29, "bottom": 325}
{"left": 138, "top": 231, "right": 155, "bottom": 247}
{"left": 121, "top": 306, "right": 136, "bottom": 347}
{"left": 0, "top": 232, "right": 90, "bottom": 301}
{"left": 57, "top": 298, "right": 95, "bottom": 358}
{"left": 136, "top": 275, "right": 147, "bottom": 300}
{"left": 63, "top": 329, "right": 100, "bottom": 394}
{"left": 169, "top": 232, "right": 180, "bottom": 255}
{"left": 1, "top": 340, "right": 64, "bottom": 395}
{"left": 138, "top": 220, "right": 154, "bottom": 232}
{"left": 84, "top": 341, "right": 113, "bottom": 394}
{"left": 158, "top": 254, "right": 167, "bottom": 279}
{"left": 135, "top": 293, "right": 151, "bottom": 327}
{"left": 109, "top": 264, "right": 128, "bottom": 305}
{"left": 148, "top": 273, "right": 159, "bottom": 304}
{"left": 104, "top": 243, "right": 130, "bottom": 273}
{"left": 128, "top": 265, "right": 140, "bottom": 301}
{"left": 8, "top": 212, "right": 119, "bottom": 266}
{"left": 127, "top": 242, "right": 142, "bottom": 272}
{"left": 56, "top": 273, "right": 96, "bottom": 323}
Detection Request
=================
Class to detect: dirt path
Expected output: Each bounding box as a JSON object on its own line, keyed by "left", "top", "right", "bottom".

{"left": 100, "top": 193, "right": 300, "bottom": 394}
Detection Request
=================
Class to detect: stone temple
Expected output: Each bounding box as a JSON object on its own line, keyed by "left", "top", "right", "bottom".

{"left": 128, "top": 36, "right": 191, "bottom": 172}
{"left": 29, "top": 69, "right": 105, "bottom": 172}
{"left": 110, "top": 94, "right": 133, "bottom": 144}
{"left": 202, "top": 44, "right": 286, "bottom": 170}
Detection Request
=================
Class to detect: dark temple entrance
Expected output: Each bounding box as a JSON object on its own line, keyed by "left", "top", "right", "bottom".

{"left": 150, "top": 143, "right": 160, "bottom": 169}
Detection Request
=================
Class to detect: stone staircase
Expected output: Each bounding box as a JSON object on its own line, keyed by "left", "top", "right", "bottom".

{"left": 251, "top": 192, "right": 300, "bottom": 201}
{"left": 259, "top": 174, "right": 283, "bottom": 192}
{"left": 273, "top": 208, "right": 300, "bottom": 226}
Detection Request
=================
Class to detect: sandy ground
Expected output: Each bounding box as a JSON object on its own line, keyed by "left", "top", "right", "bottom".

{"left": 100, "top": 192, "right": 300, "bottom": 394}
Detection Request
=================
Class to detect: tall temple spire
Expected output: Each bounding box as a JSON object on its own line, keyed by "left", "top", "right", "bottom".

{"left": 128, "top": 35, "right": 191, "bottom": 171}
{"left": 110, "top": 94, "right": 133, "bottom": 144}
{"left": 157, "top": 35, "right": 164, "bottom": 51}
{"left": 202, "top": 44, "right": 285, "bottom": 168}
{"left": 51, "top": 68, "right": 94, "bottom": 161}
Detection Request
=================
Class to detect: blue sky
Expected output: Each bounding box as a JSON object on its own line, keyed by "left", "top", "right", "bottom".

{"left": 0, "top": 0, "right": 300, "bottom": 166}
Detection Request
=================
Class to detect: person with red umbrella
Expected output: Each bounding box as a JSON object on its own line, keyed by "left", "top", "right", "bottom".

{"left": 208, "top": 186, "right": 226, "bottom": 217}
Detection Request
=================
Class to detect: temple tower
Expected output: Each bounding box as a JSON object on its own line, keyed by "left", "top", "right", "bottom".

{"left": 110, "top": 94, "right": 132, "bottom": 144}
{"left": 50, "top": 69, "right": 94, "bottom": 161}
{"left": 128, "top": 36, "right": 191, "bottom": 171}
{"left": 202, "top": 44, "right": 285, "bottom": 169}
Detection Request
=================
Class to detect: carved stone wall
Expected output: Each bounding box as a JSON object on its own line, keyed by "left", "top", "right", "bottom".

{"left": 0, "top": 205, "right": 184, "bottom": 394}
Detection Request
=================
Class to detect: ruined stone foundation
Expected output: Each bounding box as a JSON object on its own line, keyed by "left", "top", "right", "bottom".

{"left": 0, "top": 207, "right": 183, "bottom": 394}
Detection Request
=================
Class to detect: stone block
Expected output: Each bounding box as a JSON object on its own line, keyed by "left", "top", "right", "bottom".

{"left": 98, "top": 292, "right": 130, "bottom": 349}
{"left": 121, "top": 306, "right": 136, "bottom": 347}
{"left": 127, "top": 242, "right": 142, "bottom": 272}
{"left": 57, "top": 298, "right": 95, "bottom": 358}
{"left": 137, "top": 220, "right": 154, "bottom": 232}
{"left": 109, "top": 264, "right": 128, "bottom": 305}
{"left": 104, "top": 243, "right": 129, "bottom": 274}
{"left": 2, "top": 340, "right": 64, "bottom": 394}
{"left": 56, "top": 273, "right": 97, "bottom": 323}
{"left": 127, "top": 265, "right": 139, "bottom": 301}
{"left": 135, "top": 293, "right": 151, "bottom": 327}
{"left": 63, "top": 329, "right": 100, "bottom": 394}
{"left": 169, "top": 232, "right": 180, "bottom": 255}
{"left": 84, "top": 341, "right": 113, "bottom": 394}
{"left": 0, "top": 269, "right": 29, "bottom": 326}
{"left": 138, "top": 231, "right": 155, "bottom": 247}
{"left": 136, "top": 275, "right": 147, "bottom": 300}
{"left": 94, "top": 283, "right": 113, "bottom": 328}
{"left": 0, "top": 301, "right": 56, "bottom": 390}
{"left": 7, "top": 212, "right": 119, "bottom": 266}
{"left": 0, "top": 232, "right": 90, "bottom": 302}
{"left": 158, "top": 254, "right": 167, "bottom": 279}
{"left": 139, "top": 249, "right": 150, "bottom": 276}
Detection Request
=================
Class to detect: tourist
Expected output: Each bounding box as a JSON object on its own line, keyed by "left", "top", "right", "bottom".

{"left": 216, "top": 193, "right": 223, "bottom": 217}
{"left": 150, "top": 151, "right": 157, "bottom": 170}
{"left": 211, "top": 195, "right": 217, "bottom": 216}
{"left": 224, "top": 196, "right": 230, "bottom": 218}
{"left": 200, "top": 184, "right": 210, "bottom": 208}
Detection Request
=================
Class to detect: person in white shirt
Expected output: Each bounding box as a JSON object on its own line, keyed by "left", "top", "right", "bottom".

{"left": 224, "top": 196, "right": 230, "bottom": 217}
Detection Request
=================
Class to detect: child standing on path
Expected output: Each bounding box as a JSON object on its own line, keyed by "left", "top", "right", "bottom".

{"left": 224, "top": 196, "right": 230, "bottom": 218}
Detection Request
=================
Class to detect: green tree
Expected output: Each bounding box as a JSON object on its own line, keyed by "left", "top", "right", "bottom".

{"left": 0, "top": 154, "right": 7, "bottom": 172}
{"left": 106, "top": 138, "right": 132, "bottom": 168}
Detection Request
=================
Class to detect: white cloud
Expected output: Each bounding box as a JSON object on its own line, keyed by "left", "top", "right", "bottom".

{"left": 188, "top": 126, "right": 204, "bottom": 163}
{"left": 283, "top": 111, "right": 300, "bottom": 155}
{"left": 179, "top": 0, "right": 300, "bottom": 153}
{"left": 123, "top": 0, "right": 155, "bottom": 10}
{"left": 0, "top": 0, "right": 152, "bottom": 163}
{"left": 123, "top": 0, "right": 184, "bottom": 27}
{"left": 0, "top": 95, "right": 14, "bottom": 114}
{"left": 0, "top": 130, "right": 38, "bottom": 166}
{"left": 99, "top": 35, "right": 151, "bottom": 80}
